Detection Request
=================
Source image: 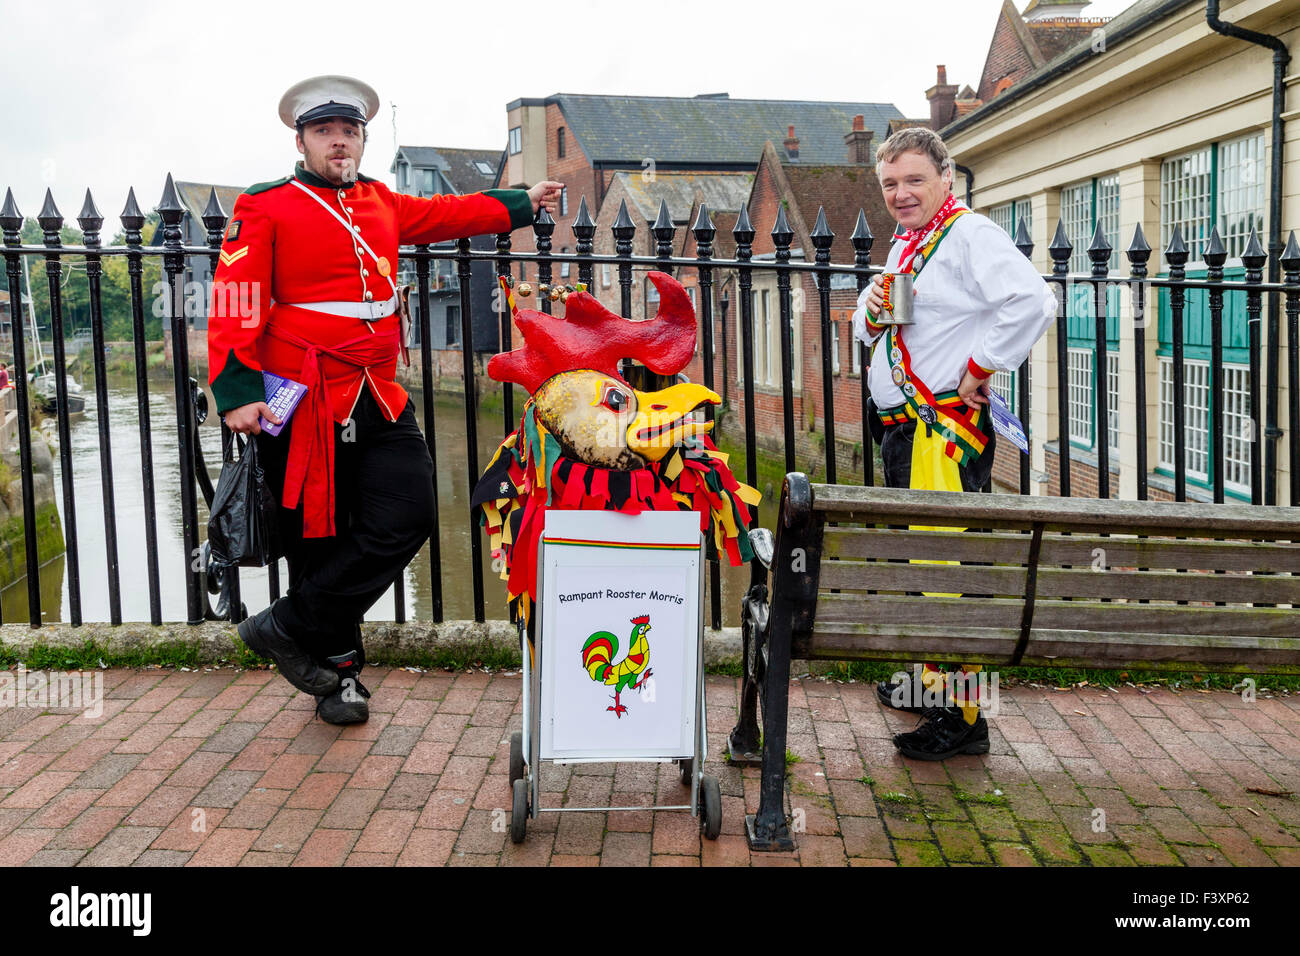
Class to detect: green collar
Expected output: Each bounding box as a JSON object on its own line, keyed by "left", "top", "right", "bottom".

{"left": 293, "top": 161, "right": 376, "bottom": 190}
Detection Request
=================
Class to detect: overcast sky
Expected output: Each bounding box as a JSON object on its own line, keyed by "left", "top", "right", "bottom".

{"left": 0, "top": 0, "right": 1136, "bottom": 234}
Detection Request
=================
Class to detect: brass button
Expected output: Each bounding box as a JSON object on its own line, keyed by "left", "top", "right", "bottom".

{"left": 347, "top": 207, "right": 354, "bottom": 213}
{"left": 362, "top": 268, "right": 370, "bottom": 277}
{"left": 364, "top": 291, "right": 374, "bottom": 301}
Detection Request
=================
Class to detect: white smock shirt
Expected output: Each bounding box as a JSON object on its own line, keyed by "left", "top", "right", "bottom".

{"left": 851, "top": 211, "right": 1056, "bottom": 411}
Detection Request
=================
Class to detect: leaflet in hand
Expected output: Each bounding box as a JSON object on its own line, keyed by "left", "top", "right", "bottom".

{"left": 985, "top": 388, "right": 1028, "bottom": 455}
{"left": 260, "top": 371, "right": 307, "bottom": 437}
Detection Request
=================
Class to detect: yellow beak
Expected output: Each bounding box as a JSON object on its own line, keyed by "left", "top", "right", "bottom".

{"left": 627, "top": 382, "right": 720, "bottom": 462}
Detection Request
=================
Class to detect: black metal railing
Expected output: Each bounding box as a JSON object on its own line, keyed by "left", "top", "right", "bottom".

{"left": 2, "top": 174, "right": 1297, "bottom": 630}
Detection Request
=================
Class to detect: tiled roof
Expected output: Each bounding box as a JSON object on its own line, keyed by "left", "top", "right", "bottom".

{"left": 613, "top": 171, "right": 754, "bottom": 224}
{"left": 174, "top": 181, "right": 244, "bottom": 224}
{"left": 547, "top": 93, "right": 903, "bottom": 165}
{"left": 782, "top": 162, "right": 893, "bottom": 264}
{"left": 392, "top": 146, "right": 501, "bottom": 193}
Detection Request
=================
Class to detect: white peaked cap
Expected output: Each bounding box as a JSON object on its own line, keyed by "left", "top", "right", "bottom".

{"left": 278, "top": 75, "right": 380, "bottom": 129}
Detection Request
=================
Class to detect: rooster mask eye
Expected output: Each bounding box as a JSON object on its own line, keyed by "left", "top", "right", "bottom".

{"left": 600, "top": 384, "right": 630, "bottom": 413}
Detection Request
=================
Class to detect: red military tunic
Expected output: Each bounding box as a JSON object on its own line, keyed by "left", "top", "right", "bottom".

{"left": 208, "top": 163, "right": 533, "bottom": 534}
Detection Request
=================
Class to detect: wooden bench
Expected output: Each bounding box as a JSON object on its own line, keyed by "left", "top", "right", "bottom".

{"left": 732, "top": 474, "right": 1300, "bottom": 850}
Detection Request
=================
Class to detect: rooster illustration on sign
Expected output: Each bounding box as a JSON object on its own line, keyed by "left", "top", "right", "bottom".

{"left": 582, "top": 614, "right": 653, "bottom": 718}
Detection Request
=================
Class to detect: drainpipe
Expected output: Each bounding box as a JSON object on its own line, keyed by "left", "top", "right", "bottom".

{"left": 955, "top": 163, "right": 975, "bottom": 209}
{"left": 1207, "top": 0, "right": 1290, "bottom": 504}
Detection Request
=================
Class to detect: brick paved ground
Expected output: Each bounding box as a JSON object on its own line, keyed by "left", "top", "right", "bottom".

{"left": 0, "top": 667, "right": 1297, "bottom": 866}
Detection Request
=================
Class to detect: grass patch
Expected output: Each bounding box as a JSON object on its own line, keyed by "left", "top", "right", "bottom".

{"left": 879, "top": 791, "right": 916, "bottom": 805}
{"left": 955, "top": 788, "right": 1009, "bottom": 807}
{"left": 859, "top": 775, "right": 875, "bottom": 787}
{"left": 784, "top": 749, "right": 801, "bottom": 768}
{"left": 0, "top": 638, "right": 523, "bottom": 674}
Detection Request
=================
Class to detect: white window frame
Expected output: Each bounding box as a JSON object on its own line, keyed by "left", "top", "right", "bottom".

{"left": 830, "top": 320, "right": 840, "bottom": 375}
{"left": 1218, "top": 132, "right": 1266, "bottom": 259}
{"left": 508, "top": 127, "right": 522, "bottom": 155}
{"left": 1067, "top": 347, "right": 1093, "bottom": 447}
{"left": 1160, "top": 146, "right": 1213, "bottom": 262}
{"left": 1158, "top": 357, "right": 1251, "bottom": 497}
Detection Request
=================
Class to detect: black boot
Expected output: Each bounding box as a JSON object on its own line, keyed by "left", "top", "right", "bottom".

{"left": 892, "top": 706, "right": 989, "bottom": 761}
{"left": 876, "top": 671, "right": 931, "bottom": 713}
{"left": 238, "top": 605, "right": 341, "bottom": 696}
{"left": 315, "top": 645, "right": 370, "bottom": 725}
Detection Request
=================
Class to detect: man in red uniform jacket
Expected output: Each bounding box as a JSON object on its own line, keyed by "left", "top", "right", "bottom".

{"left": 209, "top": 75, "right": 561, "bottom": 723}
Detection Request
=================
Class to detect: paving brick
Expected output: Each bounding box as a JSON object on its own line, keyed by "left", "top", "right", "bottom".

{"left": 80, "top": 826, "right": 162, "bottom": 867}
{"left": 124, "top": 785, "right": 201, "bottom": 828}
{"left": 0, "top": 828, "right": 55, "bottom": 865}
{"left": 253, "top": 807, "right": 324, "bottom": 853}
{"left": 402, "top": 742, "right": 451, "bottom": 775}
{"left": 74, "top": 753, "right": 144, "bottom": 790}
{"left": 393, "top": 827, "right": 457, "bottom": 866}
{"left": 932, "top": 821, "right": 990, "bottom": 863}
{"left": 555, "top": 811, "right": 606, "bottom": 856}
{"left": 1142, "top": 807, "right": 1210, "bottom": 845}
{"left": 292, "top": 828, "right": 359, "bottom": 866}
{"left": 893, "top": 839, "right": 943, "bottom": 866}
{"left": 840, "top": 816, "right": 892, "bottom": 859}
{"left": 1111, "top": 824, "right": 1180, "bottom": 866}
{"left": 285, "top": 720, "right": 343, "bottom": 755}
{"left": 187, "top": 827, "right": 258, "bottom": 866}
{"left": 255, "top": 753, "right": 318, "bottom": 791}
{"left": 1021, "top": 820, "right": 1082, "bottom": 864}
{"left": 371, "top": 724, "right": 423, "bottom": 757}
{"left": 600, "top": 830, "right": 652, "bottom": 866}
{"left": 166, "top": 751, "right": 230, "bottom": 789}
{"left": 2, "top": 770, "right": 79, "bottom": 809}
{"left": 137, "top": 737, "right": 202, "bottom": 772}
{"left": 348, "top": 755, "right": 403, "bottom": 790}
{"left": 151, "top": 806, "right": 229, "bottom": 851}
{"left": 321, "top": 788, "right": 385, "bottom": 830}
{"left": 48, "top": 806, "right": 128, "bottom": 850}
{"left": 223, "top": 787, "right": 290, "bottom": 829}
{"left": 96, "top": 769, "right": 169, "bottom": 809}
{"left": 990, "top": 842, "right": 1038, "bottom": 866}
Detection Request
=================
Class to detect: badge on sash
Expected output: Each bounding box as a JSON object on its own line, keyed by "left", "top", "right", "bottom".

{"left": 917, "top": 404, "right": 938, "bottom": 425}
{"left": 377, "top": 256, "right": 391, "bottom": 277}
{"left": 891, "top": 366, "right": 906, "bottom": 387}
{"left": 890, "top": 347, "right": 902, "bottom": 365}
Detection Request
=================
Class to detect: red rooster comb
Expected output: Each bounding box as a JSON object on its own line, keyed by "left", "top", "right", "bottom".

{"left": 487, "top": 272, "right": 696, "bottom": 394}
{"left": 631, "top": 614, "right": 651, "bottom": 626}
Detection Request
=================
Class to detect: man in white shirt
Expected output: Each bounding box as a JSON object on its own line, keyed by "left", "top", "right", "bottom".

{"left": 852, "top": 127, "right": 1055, "bottom": 760}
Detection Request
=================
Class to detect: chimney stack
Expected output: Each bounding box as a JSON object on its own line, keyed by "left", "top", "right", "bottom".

{"left": 844, "top": 114, "right": 874, "bottom": 164}
{"left": 926, "top": 64, "right": 959, "bottom": 130}
{"left": 784, "top": 124, "right": 800, "bottom": 160}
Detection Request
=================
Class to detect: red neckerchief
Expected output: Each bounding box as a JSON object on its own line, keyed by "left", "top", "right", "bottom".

{"left": 896, "top": 193, "right": 959, "bottom": 274}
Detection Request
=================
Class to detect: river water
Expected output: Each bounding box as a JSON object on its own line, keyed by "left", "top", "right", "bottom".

{"left": 2, "top": 372, "right": 773, "bottom": 628}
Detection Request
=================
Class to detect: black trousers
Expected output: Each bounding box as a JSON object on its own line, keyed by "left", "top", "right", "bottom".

{"left": 255, "top": 386, "right": 436, "bottom": 660}
{"left": 879, "top": 419, "right": 997, "bottom": 492}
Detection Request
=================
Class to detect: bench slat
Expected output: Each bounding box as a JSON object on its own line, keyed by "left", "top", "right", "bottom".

{"left": 1031, "top": 600, "right": 1296, "bottom": 637}
{"left": 819, "top": 560, "right": 1028, "bottom": 596}
{"left": 810, "top": 485, "right": 1300, "bottom": 539}
{"left": 822, "top": 526, "right": 1300, "bottom": 572}
{"left": 814, "top": 593, "right": 1023, "bottom": 628}
{"left": 1034, "top": 567, "right": 1300, "bottom": 603}
{"left": 822, "top": 527, "right": 1034, "bottom": 564}
{"left": 1037, "top": 536, "right": 1300, "bottom": 573}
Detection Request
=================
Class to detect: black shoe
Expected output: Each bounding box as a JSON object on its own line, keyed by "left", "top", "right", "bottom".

{"left": 877, "top": 677, "right": 924, "bottom": 713}
{"left": 315, "top": 647, "right": 370, "bottom": 725}
{"left": 238, "top": 605, "right": 341, "bottom": 696}
{"left": 892, "top": 706, "right": 989, "bottom": 761}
